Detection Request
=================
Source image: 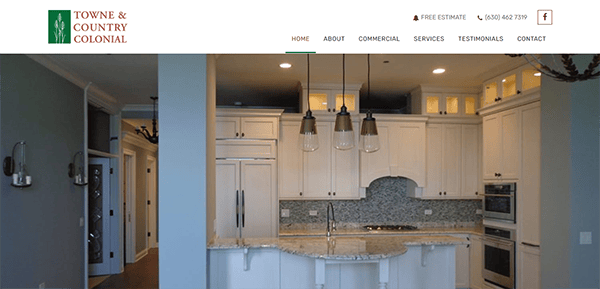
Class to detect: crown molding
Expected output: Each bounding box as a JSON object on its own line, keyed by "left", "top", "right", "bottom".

{"left": 122, "top": 104, "right": 157, "bottom": 112}
{"left": 122, "top": 131, "right": 158, "bottom": 153}
{"left": 27, "top": 55, "right": 122, "bottom": 115}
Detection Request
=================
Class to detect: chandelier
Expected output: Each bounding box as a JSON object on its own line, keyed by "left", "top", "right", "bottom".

{"left": 135, "top": 96, "right": 159, "bottom": 144}
{"left": 508, "top": 54, "right": 600, "bottom": 82}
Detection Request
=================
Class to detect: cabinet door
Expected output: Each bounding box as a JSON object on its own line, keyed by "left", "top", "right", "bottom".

{"left": 332, "top": 121, "right": 360, "bottom": 199}
{"left": 425, "top": 124, "right": 443, "bottom": 198}
{"left": 520, "top": 103, "right": 541, "bottom": 245}
{"left": 216, "top": 160, "right": 240, "bottom": 239}
{"left": 455, "top": 234, "right": 470, "bottom": 288}
{"left": 462, "top": 125, "right": 481, "bottom": 198}
{"left": 482, "top": 114, "right": 501, "bottom": 180}
{"left": 241, "top": 160, "right": 276, "bottom": 238}
{"left": 500, "top": 109, "right": 520, "bottom": 179}
{"left": 443, "top": 124, "right": 462, "bottom": 197}
{"left": 332, "top": 90, "right": 358, "bottom": 113}
{"left": 304, "top": 122, "right": 332, "bottom": 199}
{"left": 279, "top": 121, "right": 303, "bottom": 199}
{"left": 469, "top": 235, "right": 483, "bottom": 289}
{"left": 423, "top": 93, "right": 444, "bottom": 115}
{"left": 444, "top": 95, "right": 460, "bottom": 116}
{"left": 518, "top": 244, "right": 540, "bottom": 289}
{"left": 216, "top": 117, "right": 240, "bottom": 139}
{"left": 241, "top": 117, "right": 278, "bottom": 139}
{"left": 395, "top": 122, "right": 426, "bottom": 186}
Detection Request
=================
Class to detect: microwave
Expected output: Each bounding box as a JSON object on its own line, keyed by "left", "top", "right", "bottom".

{"left": 483, "top": 183, "right": 516, "bottom": 222}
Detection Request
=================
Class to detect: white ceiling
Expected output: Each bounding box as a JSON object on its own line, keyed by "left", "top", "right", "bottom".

{"left": 46, "top": 54, "right": 527, "bottom": 108}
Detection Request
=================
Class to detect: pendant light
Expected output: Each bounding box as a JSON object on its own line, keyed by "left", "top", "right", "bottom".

{"left": 333, "top": 54, "right": 354, "bottom": 150}
{"left": 135, "top": 96, "right": 159, "bottom": 144}
{"left": 359, "top": 54, "right": 380, "bottom": 153}
{"left": 298, "top": 54, "right": 319, "bottom": 152}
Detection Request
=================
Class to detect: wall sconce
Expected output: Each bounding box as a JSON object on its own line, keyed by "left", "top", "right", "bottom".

{"left": 3, "top": 141, "right": 32, "bottom": 187}
{"left": 68, "top": 151, "right": 88, "bottom": 186}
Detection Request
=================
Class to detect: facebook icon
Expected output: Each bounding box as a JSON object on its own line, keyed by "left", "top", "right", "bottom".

{"left": 538, "top": 10, "right": 553, "bottom": 25}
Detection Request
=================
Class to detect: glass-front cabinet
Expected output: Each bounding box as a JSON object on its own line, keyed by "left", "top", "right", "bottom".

{"left": 300, "top": 83, "right": 360, "bottom": 114}
{"left": 481, "top": 64, "right": 541, "bottom": 109}
{"left": 412, "top": 86, "right": 480, "bottom": 117}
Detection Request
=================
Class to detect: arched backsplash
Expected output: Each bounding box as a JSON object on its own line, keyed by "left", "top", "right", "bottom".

{"left": 280, "top": 176, "right": 482, "bottom": 229}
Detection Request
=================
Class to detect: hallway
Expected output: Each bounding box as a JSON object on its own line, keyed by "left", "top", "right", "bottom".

{"left": 92, "top": 248, "right": 158, "bottom": 289}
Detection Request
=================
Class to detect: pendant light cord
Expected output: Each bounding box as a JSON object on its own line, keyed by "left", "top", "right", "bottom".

{"left": 368, "top": 54, "right": 371, "bottom": 115}
{"left": 342, "top": 54, "right": 346, "bottom": 108}
{"left": 307, "top": 54, "right": 311, "bottom": 113}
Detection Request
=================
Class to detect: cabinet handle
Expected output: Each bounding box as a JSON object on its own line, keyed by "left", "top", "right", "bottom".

{"left": 241, "top": 190, "right": 245, "bottom": 227}
{"left": 443, "top": 192, "right": 447, "bottom": 195}
{"left": 439, "top": 192, "right": 442, "bottom": 196}
{"left": 328, "top": 192, "right": 331, "bottom": 196}
{"left": 236, "top": 132, "right": 239, "bottom": 137}
{"left": 467, "top": 244, "right": 470, "bottom": 248}
{"left": 236, "top": 190, "right": 239, "bottom": 228}
{"left": 517, "top": 90, "right": 522, "bottom": 94}
{"left": 439, "top": 111, "right": 443, "bottom": 115}
{"left": 333, "top": 108, "right": 336, "bottom": 112}
{"left": 333, "top": 192, "right": 336, "bottom": 196}
{"left": 475, "top": 191, "right": 478, "bottom": 195}
{"left": 241, "top": 133, "right": 245, "bottom": 137}
{"left": 299, "top": 192, "right": 303, "bottom": 196}
{"left": 328, "top": 108, "right": 331, "bottom": 112}
{"left": 521, "top": 242, "right": 540, "bottom": 248}
{"left": 444, "top": 111, "right": 447, "bottom": 115}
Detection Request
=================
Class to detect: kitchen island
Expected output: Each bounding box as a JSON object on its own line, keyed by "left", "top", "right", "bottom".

{"left": 208, "top": 235, "right": 467, "bottom": 289}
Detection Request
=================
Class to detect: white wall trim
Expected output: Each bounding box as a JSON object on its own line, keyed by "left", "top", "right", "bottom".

{"left": 26, "top": 55, "right": 122, "bottom": 114}
{"left": 122, "top": 104, "right": 156, "bottom": 112}
{"left": 135, "top": 248, "right": 149, "bottom": 263}
{"left": 146, "top": 155, "right": 158, "bottom": 249}
{"left": 123, "top": 148, "right": 136, "bottom": 264}
{"left": 122, "top": 131, "right": 158, "bottom": 153}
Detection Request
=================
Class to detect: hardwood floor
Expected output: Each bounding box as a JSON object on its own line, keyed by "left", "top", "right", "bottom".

{"left": 93, "top": 248, "right": 158, "bottom": 289}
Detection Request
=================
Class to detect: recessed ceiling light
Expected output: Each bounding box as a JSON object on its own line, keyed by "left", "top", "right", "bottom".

{"left": 279, "top": 63, "right": 292, "bottom": 69}
{"left": 534, "top": 72, "right": 541, "bottom": 77}
{"left": 433, "top": 68, "right": 445, "bottom": 74}
{"left": 502, "top": 79, "right": 506, "bottom": 82}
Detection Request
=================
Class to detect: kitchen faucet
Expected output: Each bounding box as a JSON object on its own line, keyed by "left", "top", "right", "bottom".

{"left": 326, "top": 202, "right": 336, "bottom": 237}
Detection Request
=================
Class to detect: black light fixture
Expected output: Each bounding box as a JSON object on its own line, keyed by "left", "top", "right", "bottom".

{"left": 508, "top": 54, "right": 600, "bottom": 82}
{"left": 298, "top": 54, "right": 319, "bottom": 152}
{"left": 359, "top": 54, "right": 380, "bottom": 153}
{"left": 135, "top": 96, "right": 159, "bottom": 144}
{"left": 333, "top": 54, "right": 354, "bottom": 150}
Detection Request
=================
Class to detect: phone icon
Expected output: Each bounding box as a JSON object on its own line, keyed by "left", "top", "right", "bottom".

{"left": 477, "top": 15, "right": 483, "bottom": 21}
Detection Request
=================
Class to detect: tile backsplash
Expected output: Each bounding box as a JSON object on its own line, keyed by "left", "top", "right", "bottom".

{"left": 280, "top": 177, "right": 482, "bottom": 228}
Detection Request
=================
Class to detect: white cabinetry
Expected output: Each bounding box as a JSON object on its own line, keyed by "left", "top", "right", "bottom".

{"left": 454, "top": 234, "right": 470, "bottom": 289}
{"left": 481, "top": 64, "right": 541, "bottom": 109}
{"left": 300, "top": 83, "right": 361, "bottom": 115}
{"left": 518, "top": 244, "right": 540, "bottom": 289}
{"left": 482, "top": 108, "right": 520, "bottom": 180}
{"left": 420, "top": 123, "right": 480, "bottom": 199}
{"left": 216, "top": 159, "right": 277, "bottom": 238}
{"left": 519, "top": 102, "right": 541, "bottom": 246}
{"left": 360, "top": 117, "right": 427, "bottom": 188}
{"left": 469, "top": 235, "right": 483, "bottom": 289}
{"left": 216, "top": 116, "right": 279, "bottom": 139}
{"left": 209, "top": 249, "right": 280, "bottom": 289}
{"left": 279, "top": 118, "right": 360, "bottom": 200}
{"left": 411, "top": 86, "right": 480, "bottom": 117}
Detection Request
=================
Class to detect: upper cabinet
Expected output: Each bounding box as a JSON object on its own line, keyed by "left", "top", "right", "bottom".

{"left": 216, "top": 109, "right": 283, "bottom": 140}
{"left": 481, "top": 64, "right": 541, "bottom": 109}
{"left": 482, "top": 108, "right": 521, "bottom": 180}
{"left": 279, "top": 116, "right": 360, "bottom": 200}
{"left": 411, "top": 86, "right": 480, "bottom": 117}
{"left": 299, "top": 83, "right": 361, "bottom": 115}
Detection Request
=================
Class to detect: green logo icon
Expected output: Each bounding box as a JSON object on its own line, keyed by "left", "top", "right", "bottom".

{"left": 48, "top": 10, "right": 71, "bottom": 44}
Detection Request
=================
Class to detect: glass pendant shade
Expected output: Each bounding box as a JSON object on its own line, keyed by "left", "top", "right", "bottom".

{"left": 333, "top": 106, "right": 354, "bottom": 150}
{"left": 359, "top": 111, "right": 380, "bottom": 153}
{"left": 299, "top": 112, "right": 319, "bottom": 152}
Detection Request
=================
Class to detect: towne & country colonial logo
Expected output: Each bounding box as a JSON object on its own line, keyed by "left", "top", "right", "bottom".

{"left": 48, "top": 10, "right": 71, "bottom": 44}
{"left": 47, "top": 10, "right": 128, "bottom": 44}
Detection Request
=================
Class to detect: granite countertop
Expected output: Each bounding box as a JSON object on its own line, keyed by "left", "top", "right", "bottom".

{"left": 208, "top": 235, "right": 468, "bottom": 260}
{"left": 278, "top": 225, "right": 483, "bottom": 237}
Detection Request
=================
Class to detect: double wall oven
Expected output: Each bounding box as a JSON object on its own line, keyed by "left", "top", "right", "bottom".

{"left": 482, "top": 182, "right": 517, "bottom": 288}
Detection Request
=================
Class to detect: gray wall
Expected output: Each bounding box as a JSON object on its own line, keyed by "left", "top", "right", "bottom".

{"left": 122, "top": 121, "right": 157, "bottom": 254}
{"left": 158, "top": 55, "right": 208, "bottom": 288}
{"left": 0, "top": 55, "right": 84, "bottom": 288}
{"left": 541, "top": 55, "right": 600, "bottom": 288}
{"left": 280, "top": 177, "right": 481, "bottom": 227}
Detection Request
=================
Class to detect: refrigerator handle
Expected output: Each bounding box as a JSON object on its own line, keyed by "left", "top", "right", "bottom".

{"left": 236, "top": 190, "right": 239, "bottom": 228}
{"left": 242, "top": 190, "right": 245, "bottom": 227}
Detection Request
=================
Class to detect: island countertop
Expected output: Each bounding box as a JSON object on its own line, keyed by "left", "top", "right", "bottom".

{"left": 208, "top": 235, "right": 468, "bottom": 260}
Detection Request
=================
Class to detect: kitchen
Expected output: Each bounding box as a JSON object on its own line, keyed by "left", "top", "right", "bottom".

{"left": 208, "top": 54, "right": 546, "bottom": 289}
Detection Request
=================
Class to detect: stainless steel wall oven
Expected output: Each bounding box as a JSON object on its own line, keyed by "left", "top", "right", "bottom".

{"left": 483, "top": 183, "right": 516, "bottom": 222}
{"left": 483, "top": 226, "right": 515, "bottom": 289}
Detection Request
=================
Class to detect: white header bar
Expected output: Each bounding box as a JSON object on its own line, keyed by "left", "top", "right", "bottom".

{"left": 2, "top": 0, "right": 599, "bottom": 53}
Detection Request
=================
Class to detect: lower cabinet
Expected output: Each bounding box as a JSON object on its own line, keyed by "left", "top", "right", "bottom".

{"left": 454, "top": 234, "right": 470, "bottom": 289}
{"left": 517, "top": 244, "right": 540, "bottom": 289}
{"left": 469, "top": 235, "right": 483, "bottom": 289}
{"left": 209, "top": 249, "right": 280, "bottom": 289}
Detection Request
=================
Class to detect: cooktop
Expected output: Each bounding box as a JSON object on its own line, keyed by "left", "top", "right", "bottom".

{"left": 363, "top": 225, "right": 419, "bottom": 231}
